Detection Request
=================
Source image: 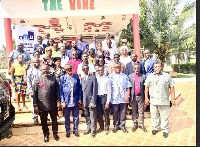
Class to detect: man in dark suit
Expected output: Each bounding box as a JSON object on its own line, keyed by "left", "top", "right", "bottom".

{"left": 34, "top": 36, "right": 47, "bottom": 54}
{"left": 142, "top": 49, "right": 158, "bottom": 77}
{"left": 128, "top": 63, "right": 147, "bottom": 133}
{"left": 33, "top": 65, "right": 61, "bottom": 143}
{"left": 126, "top": 53, "right": 145, "bottom": 75}
{"left": 81, "top": 65, "right": 98, "bottom": 138}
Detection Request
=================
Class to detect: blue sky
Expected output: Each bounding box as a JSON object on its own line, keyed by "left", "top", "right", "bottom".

{"left": 0, "top": 0, "right": 196, "bottom": 48}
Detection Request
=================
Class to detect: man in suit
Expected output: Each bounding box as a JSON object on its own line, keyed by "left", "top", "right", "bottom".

{"left": 128, "top": 63, "right": 147, "bottom": 133}
{"left": 126, "top": 53, "right": 145, "bottom": 75}
{"left": 34, "top": 36, "right": 47, "bottom": 54}
{"left": 33, "top": 65, "right": 61, "bottom": 143}
{"left": 142, "top": 49, "right": 158, "bottom": 110}
{"left": 81, "top": 65, "right": 98, "bottom": 138}
{"left": 142, "top": 49, "right": 158, "bottom": 77}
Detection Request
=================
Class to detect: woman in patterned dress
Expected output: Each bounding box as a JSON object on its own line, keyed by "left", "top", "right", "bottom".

{"left": 10, "top": 54, "right": 28, "bottom": 111}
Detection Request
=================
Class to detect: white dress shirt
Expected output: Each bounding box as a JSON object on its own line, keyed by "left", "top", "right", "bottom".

{"left": 119, "top": 56, "right": 132, "bottom": 66}
{"left": 102, "top": 39, "right": 116, "bottom": 51}
{"left": 97, "top": 75, "right": 111, "bottom": 104}
{"left": 77, "top": 62, "right": 96, "bottom": 78}
{"left": 61, "top": 55, "right": 69, "bottom": 68}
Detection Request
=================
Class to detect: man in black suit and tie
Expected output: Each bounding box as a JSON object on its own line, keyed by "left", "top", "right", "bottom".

{"left": 128, "top": 63, "right": 147, "bottom": 132}
{"left": 81, "top": 65, "right": 98, "bottom": 138}
{"left": 126, "top": 53, "right": 145, "bottom": 76}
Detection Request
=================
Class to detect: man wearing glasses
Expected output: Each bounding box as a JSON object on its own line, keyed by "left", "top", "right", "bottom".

{"left": 81, "top": 65, "right": 98, "bottom": 138}
{"left": 67, "top": 50, "right": 82, "bottom": 75}
{"left": 8, "top": 43, "right": 31, "bottom": 75}
{"left": 128, "top": 63, "right": 147, "bottom": 133}
{"left": 104, "top": 50, "right": 113, "bottom": 67}
{"left": 108, "top": 62, "right": 132, "bottom": 133}
{"left": 59, "top": 64, "right": 82, "bottom": 138}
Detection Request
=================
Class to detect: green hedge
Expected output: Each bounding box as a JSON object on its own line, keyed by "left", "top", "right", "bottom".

{"left": 170, "top": 63, "right": 196, "bottom": 74}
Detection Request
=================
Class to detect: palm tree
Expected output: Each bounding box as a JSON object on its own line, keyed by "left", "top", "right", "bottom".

{"left": 139, "top": 0, "right": 196, "bottom": 65}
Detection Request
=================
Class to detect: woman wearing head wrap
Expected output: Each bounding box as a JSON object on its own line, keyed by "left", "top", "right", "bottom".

{"left": 119, "top": 46, "right": 132, "bottom": 66}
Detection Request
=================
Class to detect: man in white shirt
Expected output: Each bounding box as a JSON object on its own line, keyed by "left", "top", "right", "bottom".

{"left": 96, "top": 66, "right": 111, "bottom": 135}
{"left": 42, "top": 33, "right": 50, "bottom": 45}
{"left": 89, "top": 35, "right": 99, "bottom": 52}
{"left": 102, "top": 33, "right": 116, "bottom": 52}
{"left": 77, "top": 53, "right": 96, "bottom": 79}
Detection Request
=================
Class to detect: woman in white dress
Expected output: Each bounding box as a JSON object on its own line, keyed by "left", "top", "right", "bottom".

{"left": 119, "top": 46, "right": 132, "bottom": 66}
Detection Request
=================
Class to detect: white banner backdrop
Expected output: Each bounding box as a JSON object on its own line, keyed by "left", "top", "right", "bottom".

{"left": 15, "top": 26, "right": 38, "bottom": 57}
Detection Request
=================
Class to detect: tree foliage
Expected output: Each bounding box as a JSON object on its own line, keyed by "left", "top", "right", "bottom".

{"left": 139, "top": 0, "right": 196, "bottom": 65}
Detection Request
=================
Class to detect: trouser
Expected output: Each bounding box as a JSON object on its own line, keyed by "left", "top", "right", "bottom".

{"left": 31, "top": 96, "right": 37, "bottom": 119}
{"left": 84, "top": 107, "right": 97, "bottom": 134}
{"left": 97, "top": 95, "right": 110, "bottom": 130}
{"left": 64, "top": 105, "right": 79, "bottom": 133}
{"left": 132, "top": 95, "right": 144, "bottom": 127}
{"left": 41, "top": 109, "right": 58, "bottom": 137}
{"left": 112, "top": 103, "right": 128, "bottom": 129}
{"left": 150, "top": 104, "right": 170, "bottom": 133}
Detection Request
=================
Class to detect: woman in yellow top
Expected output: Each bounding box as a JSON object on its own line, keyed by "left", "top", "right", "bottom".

{"left": 44, "top": 39, "right": 55, "bottom": 54}
{"left": 10, "top": 54, "right": 28, "bottom": 111}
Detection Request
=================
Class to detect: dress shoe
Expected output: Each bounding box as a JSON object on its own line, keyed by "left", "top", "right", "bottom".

{"left": 83, "top": 130, "right": 91, "bottom": 135}
{"left": 44, "top": 135, "right": 49, "bottom": 143}
{"left": 96, "top": 128, "right": 104, "bottom": 133}
{"left": 66, "top": 132, "right": 70, "bottom": 138}
{"left": 73, "top": 131, "right": 80, "bottom": 137}
{"left": 91, "top": 133, "right": 96, "bottom": 138}
{"left": 53, "top": 134, "right": 59, "bottom": 141}
{"left": 112, "top": 128, "right": 118, "bottom": 133}
{"left": 163, "top": 132, "right": 168, "bottom": 138}
{"left": 105, "top": 129, "right": 109, "bottom": 135}
{"left": 121, "top": 128, "right": 128, "bottom": 133}
{"left": 152, "top": 130, "right": 158, "bottom": 135}
{"left": 131, "top": 125, "right": 138, "bottom": 132}
{"left": 139, "top": 126, "right": 147, "bottom": 132}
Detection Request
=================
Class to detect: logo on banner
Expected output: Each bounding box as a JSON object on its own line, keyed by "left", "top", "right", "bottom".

{"left": 19, "top": 31, "right": 34, "bottom": 41}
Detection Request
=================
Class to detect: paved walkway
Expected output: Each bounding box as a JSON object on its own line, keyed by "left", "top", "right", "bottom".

{"left": 0, "top": 81, "right": 196, "bottom": 146}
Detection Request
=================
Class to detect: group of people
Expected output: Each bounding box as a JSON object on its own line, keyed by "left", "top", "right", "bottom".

{"left": 7, "top": 32, "right": 176, "bottom": 143}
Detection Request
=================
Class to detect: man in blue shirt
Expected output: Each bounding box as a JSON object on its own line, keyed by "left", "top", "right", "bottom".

{"left": 108, "top": 62, "right": 132, "bottom": 133}
{"left": 59, "top": 64, "right": 82, "bottom": 138}
{"left": 76, "top": 34, "right": 89, "bottom": 53}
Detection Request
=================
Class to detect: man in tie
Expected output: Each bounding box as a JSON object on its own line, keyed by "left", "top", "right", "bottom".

{"left": 81, "top": 65, "right": 98, "bottom": 138}
{"left": 59, "top": 64, "right": 82, "bottom": 138}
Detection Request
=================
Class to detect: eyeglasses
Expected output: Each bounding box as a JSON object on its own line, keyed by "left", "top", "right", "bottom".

{"left": 114, "top": 57, "right": 119, "bottom": 58}
{"left": 98, "top": 69, "right": 104, "bottom": 71}
{"left": 66, "top": 68, "right": 72, "bottom": 71}
{"left": 82, "top": 68, "right": 89, "bottom": 71}
{"left": 47, "top": 50, "right": 52, "bottom": 52}
{"left": 105, "top": 52, "right": 110, "bottom": 54}
{"left": 122, "top": 42, "right": 126, "bottom": 44}
{"left": 134, "top": 68, "right": 140, "bottom": 69}
{"left": 72, "top": 54, "right": 77, "bottom": 56}
{"left": 114, "top": 66, "right": 120, "bottom": 69}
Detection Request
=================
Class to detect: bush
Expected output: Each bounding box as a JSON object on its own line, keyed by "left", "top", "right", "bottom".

{"left": 170, "top": 63, "right": 196, "bottom": 74}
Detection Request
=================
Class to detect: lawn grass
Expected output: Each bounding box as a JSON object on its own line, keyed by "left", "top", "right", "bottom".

{"left": 172, "top": 74, "right": 196, "bottom": 78}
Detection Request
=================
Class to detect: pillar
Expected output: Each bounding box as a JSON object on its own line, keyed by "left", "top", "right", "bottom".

{"left": 4, "top": 18, "right": 13, "bottom": 58}
{"left": 72, "top": 37, "right": 77, "bottom": 41}
{"left": 133, "top": 14, "right": 140, "bottom": 61}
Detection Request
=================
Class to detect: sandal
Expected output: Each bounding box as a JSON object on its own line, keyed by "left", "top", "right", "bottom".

{"left": 17, "top": 107, "right": 22, "bottom": 111}
{"left": 23, "top": 105, "right": 28, "bottom": 109}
